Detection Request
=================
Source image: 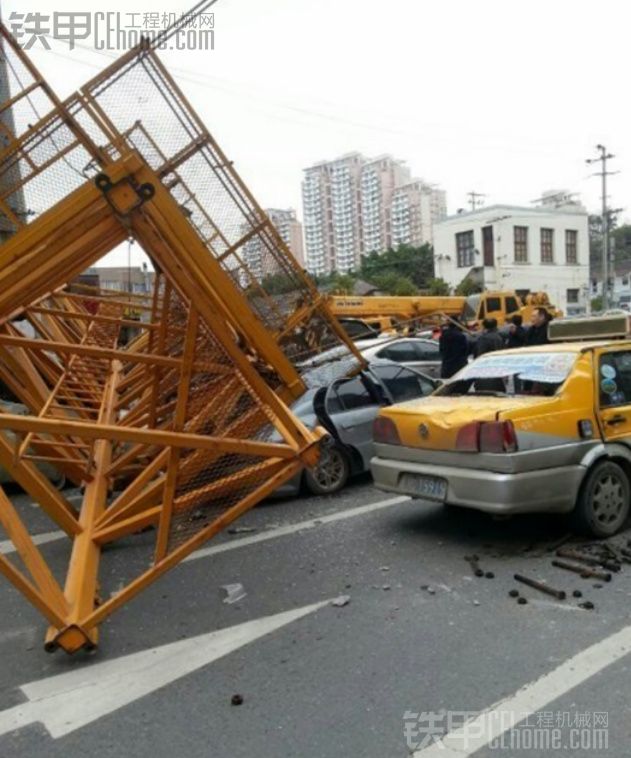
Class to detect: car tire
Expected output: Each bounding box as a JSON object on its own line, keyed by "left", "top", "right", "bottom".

{"left": 572, "top": 460, "right": 630, "bottom": 537}
{"left": 304, "top": 444, "right": 350, "bottom": 496}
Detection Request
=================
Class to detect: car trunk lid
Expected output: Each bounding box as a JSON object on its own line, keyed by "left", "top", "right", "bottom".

{"left": 379, "top": 395, "right": 554, "bottom": 451}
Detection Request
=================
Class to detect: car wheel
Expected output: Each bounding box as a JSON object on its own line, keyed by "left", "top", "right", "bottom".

{"left": 572, "top": 460, "right": 630, "bottom": 537}
{"left": 304, "top": 444, "right": 350, "bottom": 495}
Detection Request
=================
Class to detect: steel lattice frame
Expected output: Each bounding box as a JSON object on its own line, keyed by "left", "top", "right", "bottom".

{"left": 0, "top": 27, "right": 362, "bottom": 653}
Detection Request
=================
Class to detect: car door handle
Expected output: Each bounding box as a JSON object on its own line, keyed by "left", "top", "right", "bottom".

{"left": 606, "top": 414, "right": 627, "bottom": 426}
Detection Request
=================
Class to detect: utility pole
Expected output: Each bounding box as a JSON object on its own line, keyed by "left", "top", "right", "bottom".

{"left": 586, "top": 145, "right": 617, "bottom": 310}
{"left": 467, "top": 191, "right": 486, "bottom": 211}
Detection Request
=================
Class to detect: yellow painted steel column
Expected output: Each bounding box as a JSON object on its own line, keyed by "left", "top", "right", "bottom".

{"left": 45, "top": 360, "right": 122, "bottom": 653}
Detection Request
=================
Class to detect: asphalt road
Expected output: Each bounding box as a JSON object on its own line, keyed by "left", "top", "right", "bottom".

{"left": 1, "top": 476, "right": 630, "bottom": 757}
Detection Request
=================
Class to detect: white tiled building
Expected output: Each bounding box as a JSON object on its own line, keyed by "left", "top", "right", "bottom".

{"left": 391, "top": 180, "right": 447, "bottom": 248}
{"left": 302, "top": 152, "right": 446, "bottom": 276}
{"left": 433, "top": 199, "right": 590, "bottom": 315}
{"left": 242, "top": 208, "right": 304, "bottom": 280}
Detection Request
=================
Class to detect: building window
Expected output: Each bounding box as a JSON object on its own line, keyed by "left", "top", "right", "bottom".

{"left": 623, "top": 277, "right": 629, "bottom": 287}
{"left": 567, "top": 288, "right": 579, "bottom": 304}
{"left": 540, "top": 228, "right": 554, "bottom": 263}
{"left": 514, "top": 226, "right": 528, "bottom": 263}
{"left": 456, "top": 230, "right": 475, "bottom": 268}
{"left": 565, "top": 230, "right": 578, "bottom": 264}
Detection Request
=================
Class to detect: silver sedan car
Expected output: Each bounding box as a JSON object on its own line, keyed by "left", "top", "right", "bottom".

{"left": 275, "top": 360, "right": 438, "bottom": 496}
{"left": 357, "top": 336, "right": 442, "bottom": 378}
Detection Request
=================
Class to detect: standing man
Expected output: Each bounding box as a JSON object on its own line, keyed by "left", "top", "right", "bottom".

{"left": 505, "top": 314, "right": 527, "bottom": 348}
{"left": 525, "top": 307, "right": 552, "bottom": 346}
{"left": 474, "top": 318, "right": 504, "bottom": 357}
{"left": 439, "top": 318, "right": 469, "bottom": 378}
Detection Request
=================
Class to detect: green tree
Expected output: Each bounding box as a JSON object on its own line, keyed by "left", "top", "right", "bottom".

{"left": 360, "top": 244, "right": 435, "bottom": 289}
{"left": 329, "top": 272, "right": 357, "bottom": 294}
{"left": 260, "top": 272, "right": 297, "bottom": 295}
{"left": 455, "top": 277, "right": 482, "bottom": 296}
{"left": 611, "top": 224, "right": 631, "bottom": 262}
{"left": 588, "top": 213, "right": 631, "bottom": 265}
{"left": 370, "top": 272, "right": 418, "bottom": 296}
{"left": 426, "top": 277, "right": 450, "bottom": 296}
{"left": 591, "top": 296, "right": 603, "bottom": 312}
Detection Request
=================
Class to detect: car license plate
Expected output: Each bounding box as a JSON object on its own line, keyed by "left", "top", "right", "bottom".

{"left": 399, "top": 473, "right": 447, "bottom": 501}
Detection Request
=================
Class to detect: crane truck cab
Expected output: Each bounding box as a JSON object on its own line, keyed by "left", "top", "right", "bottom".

{"left": 462, "top": 291, "right": 560, "bottom": 330}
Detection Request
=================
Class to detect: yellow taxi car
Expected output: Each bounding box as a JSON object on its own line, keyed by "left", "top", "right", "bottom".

{"left": 371, "top": 317, "right": 631, "bottom": 537}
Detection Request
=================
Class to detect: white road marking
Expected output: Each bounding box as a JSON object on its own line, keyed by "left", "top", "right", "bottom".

{"left": 0, "top": 530, "right": 65, "bottom": 555}
{"left": 529, "top": 599, "right": 583, "bottom": 612}
{"left": 0, "top": 600, "right": 329, "bottom": 740}
{"left": 414, "top": 623, "right": 631, "bottom": 757}
{"left": 184, "top": 495, "right": 411, "bottom": 563}
{"left": 0, "top": 495, "right": 411, "bottom": 558}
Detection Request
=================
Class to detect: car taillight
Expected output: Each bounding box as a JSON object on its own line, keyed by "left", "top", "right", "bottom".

{"left": 373, "top": 416, "right": 401, "bottom": 445}
{"left": 456, "top": 421, "right": 517, "bottom": 453}
{"left": 455, "top": 422, "right": 480, "bottom": 451}
{"left": 501, "top": 421, "right": 518, "bottom": 453}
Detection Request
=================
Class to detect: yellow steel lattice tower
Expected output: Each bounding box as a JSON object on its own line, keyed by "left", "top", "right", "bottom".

{"left": 0, "top": 27, "right": 362, "bottom": 653}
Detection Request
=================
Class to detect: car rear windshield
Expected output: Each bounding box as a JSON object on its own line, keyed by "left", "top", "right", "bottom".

{"left": 438, "top": 352, "right": 576, "bottom": 397}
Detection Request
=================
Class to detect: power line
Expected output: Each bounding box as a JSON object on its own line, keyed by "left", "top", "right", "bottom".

{"left": 467, "top": 191, "right": 486, "bottom": 211}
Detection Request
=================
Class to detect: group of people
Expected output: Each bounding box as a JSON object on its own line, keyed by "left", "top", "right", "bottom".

{"left": 438, "top": 307, "right": 553, "bottom": 379}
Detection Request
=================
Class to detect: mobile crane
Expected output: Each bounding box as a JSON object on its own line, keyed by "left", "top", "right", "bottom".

{"left": 330, "top": 290, "right": 560, "bottom": 334}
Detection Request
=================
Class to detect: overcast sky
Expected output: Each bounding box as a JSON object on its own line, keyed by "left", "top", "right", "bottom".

{"left": 5, "top": 0, "right": 630, "bottom": 266}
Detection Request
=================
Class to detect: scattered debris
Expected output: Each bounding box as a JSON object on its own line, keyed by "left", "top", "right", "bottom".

{"left": 472, "top": 600, "right": 480, "bottom": 606}
{"left": 514, "top": 573, "right": 566, "bottom": 600}
{"left": 572, "top": 590, "right": 583, "bottom": 598}
{"left": 464, "top": 555, "right": 484, "bottom": 577}
{"left": 517, "top": 597, "right": 528, "bottom": 605}
{"left": 380, "top": 566, "right": 390, "bottom": 572}
{"left": 578, "top": 601, "right": 595, "bottom": 611}
{"left": 556, "top": 547, "right": 620, "bottom": 573}
{"left": 551, "top": 559, "right": 611, "bottom": 582}
{"left": 382, "top": 584, "right": 391, "bottom": 591}
{"left": 508, "top": 589, "right": 520, "bottom": 598}
{"left": 231, "top": 694, "right": 244, "bottom": 706}
{"left": 221, "top": 583, "right": 247, "bottom": 604}
{"left": 227, "top": 526, "right": 258, "bottom": 535}
{"left": 485, "top": 572, "right": 495, "bottom": 579}
{"left": 593, "top": 583, "right": 604, "bottom": 589}
{"left": 425, "top": 587, "right": 436, "bottom": 595}
{"left": 191, "top": 510, "right": 205, "bottom": 521}
{"left": 330, "top": 595, "right": 351, "bottom": 607}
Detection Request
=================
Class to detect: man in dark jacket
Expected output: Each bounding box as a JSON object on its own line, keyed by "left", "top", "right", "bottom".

{"left": 474, "top": 318, "right": 504, "bottom": 357}
{"left": 525, "top": 307, "right": 552, "bottom": 346}
{"left": 505, "top": 314, "right": 527, "bottom": 348}
{"left": 439, "top": 319, "right": 468, "bottom": 378}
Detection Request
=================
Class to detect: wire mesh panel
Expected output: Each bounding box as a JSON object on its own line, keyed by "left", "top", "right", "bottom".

{"left": 68, "top": 48, "right": 360, "bottom": 377}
